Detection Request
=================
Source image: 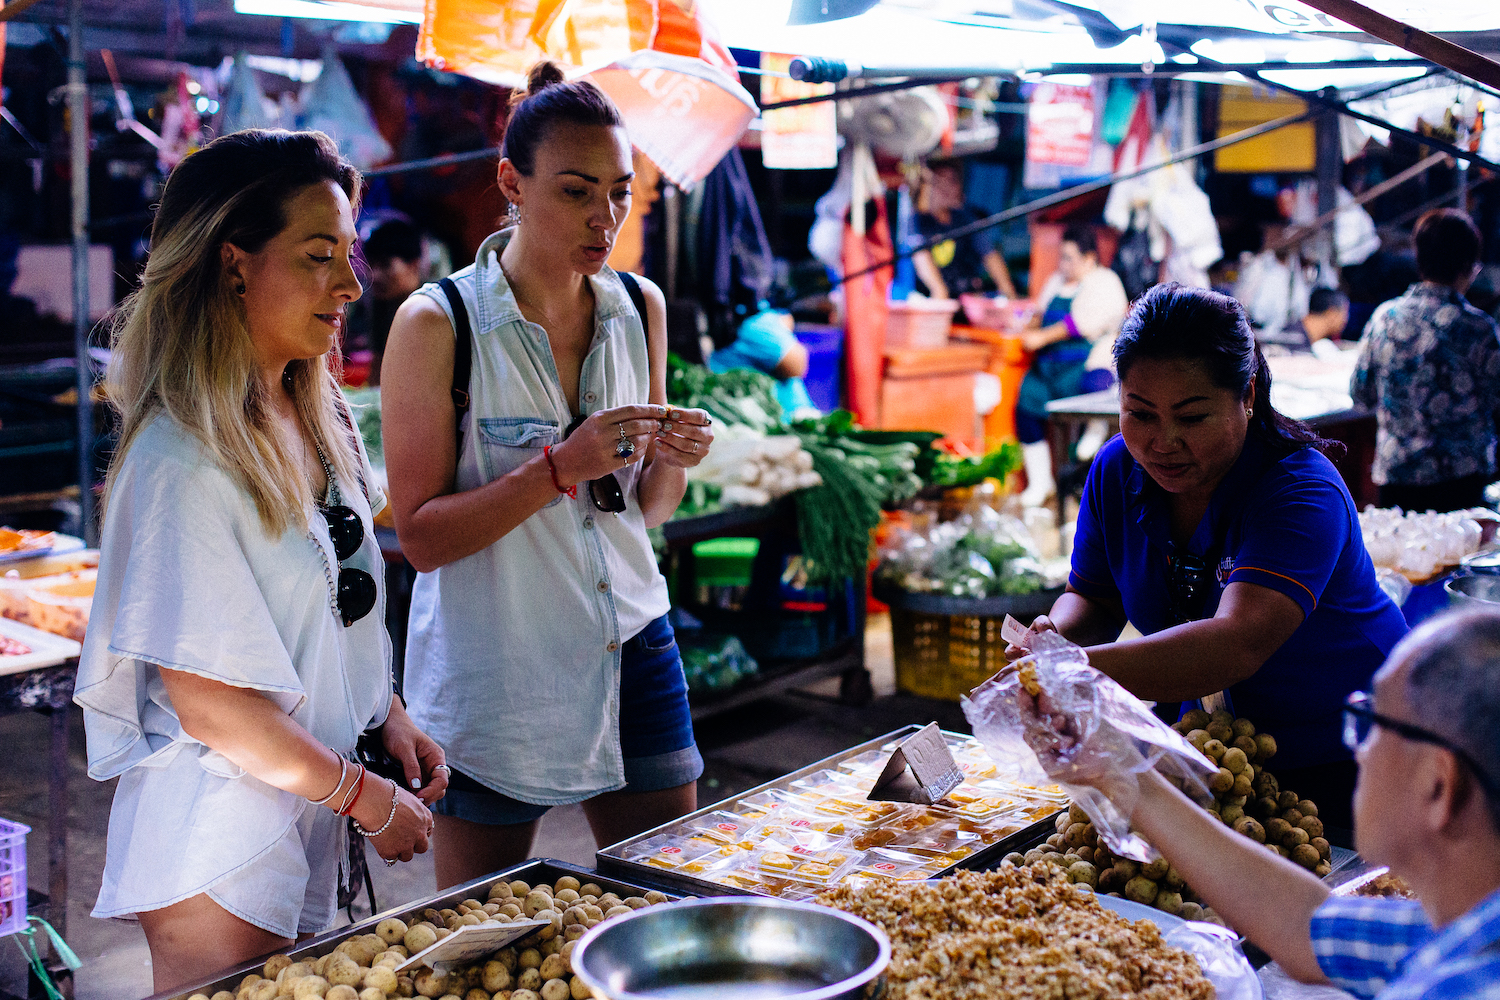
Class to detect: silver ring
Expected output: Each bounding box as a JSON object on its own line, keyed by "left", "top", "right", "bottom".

{"left": 432, "top": 764, "right": 451, "bottom": 775}
{"left": 690, "top": 441, "right": 697, "bottom": 453}
{"left": 614, "top": 438, "right": 636, "bottom": 459}
{"left": 384, "top": 857, "right": 397, "bottom": 867}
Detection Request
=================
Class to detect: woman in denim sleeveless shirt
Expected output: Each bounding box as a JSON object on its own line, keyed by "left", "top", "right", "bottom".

{"left": 382, "top": 62, "right": 715, "bottom": 886}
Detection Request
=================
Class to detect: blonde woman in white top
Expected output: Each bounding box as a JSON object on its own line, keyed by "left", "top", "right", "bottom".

{"left": 75, "top": 129, "right": 448, "bottom": 992}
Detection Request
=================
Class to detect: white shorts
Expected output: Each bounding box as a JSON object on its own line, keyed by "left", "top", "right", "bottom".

{"left": 206, "top": 803, "right": 344, "bottom": 939}
{"left": 93, "top": 749, "right": 345, "bottom": 940}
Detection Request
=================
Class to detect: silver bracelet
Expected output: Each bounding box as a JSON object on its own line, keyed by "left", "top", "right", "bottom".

{"left": 353, "top": 779, "right": 399, "bottom": 838}
{"left": 308, "top": 752, "right": 348, "bottom": 807}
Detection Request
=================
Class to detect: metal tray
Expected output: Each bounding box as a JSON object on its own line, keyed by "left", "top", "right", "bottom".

{"left": 596, "top": 725, "right": 1064, "bottom": 900}
{"left": 146, "top": 859, "right": 685, "bottom": 1000}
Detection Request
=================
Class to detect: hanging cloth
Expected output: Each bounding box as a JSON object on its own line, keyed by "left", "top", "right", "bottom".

{"left": 695, "top": 147, "right": 773, "bottom": 346}
{"left": 842, "top": 144, "right": 891, "bottom": 426}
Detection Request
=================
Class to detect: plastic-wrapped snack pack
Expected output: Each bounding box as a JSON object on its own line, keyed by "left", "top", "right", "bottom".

{"left": 961, "top": 631, "right": 1217, "bottom": 862}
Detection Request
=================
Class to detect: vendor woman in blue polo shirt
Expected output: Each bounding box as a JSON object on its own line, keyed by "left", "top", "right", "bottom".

{"left": 1017, "top": 283, "right": 1408, "bottom": 832}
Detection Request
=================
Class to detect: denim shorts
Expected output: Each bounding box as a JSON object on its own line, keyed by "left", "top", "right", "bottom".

{"left": 432, "top": 614, "right": 703, "bottom": 826}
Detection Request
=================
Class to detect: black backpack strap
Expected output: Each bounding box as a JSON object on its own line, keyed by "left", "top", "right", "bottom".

{"left": 438, "top": 277, "right": 473, "bottom": 450}
{"left": 617, "top": 270, "right": 648, "bottom": 337}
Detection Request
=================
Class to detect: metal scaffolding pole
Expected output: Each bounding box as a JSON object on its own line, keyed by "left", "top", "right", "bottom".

{"left": 69, "top": 0, "right": 95, "bottom": 546}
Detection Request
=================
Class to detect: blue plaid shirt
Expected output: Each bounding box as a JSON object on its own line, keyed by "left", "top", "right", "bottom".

{"left": 1311, "top": 887, "right": 1500, "bottom": 999}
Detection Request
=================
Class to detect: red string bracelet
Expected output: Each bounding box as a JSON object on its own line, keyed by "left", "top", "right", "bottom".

{"left": 340, "top": 764, "right": 367, "bottom": 817}
{"left": 543, "top": 445, "right": 577, "bottom": 498}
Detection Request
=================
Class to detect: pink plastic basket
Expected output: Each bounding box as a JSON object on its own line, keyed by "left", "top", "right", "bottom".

{"left": 0, "top": 817, "right": 29, "bottom": 938}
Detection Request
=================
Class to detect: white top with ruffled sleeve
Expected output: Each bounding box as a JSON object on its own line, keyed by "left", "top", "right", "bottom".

{"left": 74, "top": 411, "right": 391, "bottom": 917}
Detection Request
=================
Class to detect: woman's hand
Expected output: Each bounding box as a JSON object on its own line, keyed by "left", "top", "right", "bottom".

{"left": 650, "top": 408, "right": 714, "bottom": 469}
{"left": 1004, "top": 614, "right": 1058, "bottom": 661}
{"left": 351, "top": 776, "right": 434, "bottom": 864}
{"left": 380, "top": 698, "right": 449, "bottom": 806}
{"left": 551, "top": 404, "right": 668, "bottom": 485}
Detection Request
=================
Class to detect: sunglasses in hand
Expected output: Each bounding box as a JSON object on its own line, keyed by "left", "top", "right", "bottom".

{"left": 564, "top": 414, "right": 628, "bottom": 514}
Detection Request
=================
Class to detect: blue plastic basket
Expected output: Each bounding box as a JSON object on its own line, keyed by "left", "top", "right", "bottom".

{"left": 0, "top": 817, "right": 28, "bottom": 939}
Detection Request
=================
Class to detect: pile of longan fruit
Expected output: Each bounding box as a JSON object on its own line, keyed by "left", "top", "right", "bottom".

{"left": 1171, "top": 708, "right": 1334, "bottom": 877}
{"left": 997, "top": 709, "right": 1334, "bottom": 928}
{"left": 192, "top": 875, "right": 669, "bottom": 1000}
{"left": 1002, "top": 803, "right": 1226, "bottom": 925}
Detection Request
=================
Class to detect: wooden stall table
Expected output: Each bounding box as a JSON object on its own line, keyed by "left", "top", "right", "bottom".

{"left": 879, "top": 342, "right": 990, "bottom": 451}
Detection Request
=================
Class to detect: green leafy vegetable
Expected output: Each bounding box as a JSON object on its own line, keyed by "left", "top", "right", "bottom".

{"left": 793, "top": 437, "right": 885, "bottom": 584}
{"left": 929, "top": 441, "right": 1024, "bottom": 488}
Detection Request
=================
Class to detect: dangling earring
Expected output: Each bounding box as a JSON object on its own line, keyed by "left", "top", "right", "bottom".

{"left": 507, "top": 202, "right": 521, "bottom": 226}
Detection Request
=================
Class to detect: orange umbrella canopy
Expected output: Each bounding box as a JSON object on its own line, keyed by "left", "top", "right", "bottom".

{"left": 418, "top": 0, "right": 756, "bottom": 186}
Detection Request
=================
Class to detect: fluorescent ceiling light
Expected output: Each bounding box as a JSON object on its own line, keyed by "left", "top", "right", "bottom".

{"left": 233, "top": 0, "right": 421, "bottom": 24}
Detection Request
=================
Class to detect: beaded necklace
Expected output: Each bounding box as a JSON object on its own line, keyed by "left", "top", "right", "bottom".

{"left": 310, "top": 441, "right": 343, "bottom": 623}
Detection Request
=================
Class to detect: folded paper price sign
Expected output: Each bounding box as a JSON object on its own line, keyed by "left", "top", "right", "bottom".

{"left": 397, "top": 919, "right": 551, "bottom": 974}
{"left": 867, "top": 723, "right": 963, "bottom": 805}
{"left": 1001, "top": 614, "right": 1032, "bottom": 651}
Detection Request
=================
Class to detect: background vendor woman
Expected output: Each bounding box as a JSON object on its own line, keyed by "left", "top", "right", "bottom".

{"left": 1014, "top": 224, "right": 1128, "bottom": 505}
{"left": 912, "top": 160, "right": 1017, "bottom": 301}
{"left": 1014, "top": 283, "right": 1408, "bottom": 832}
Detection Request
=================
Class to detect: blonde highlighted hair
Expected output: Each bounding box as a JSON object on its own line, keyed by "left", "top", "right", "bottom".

{"left": 105, "top": 129, "right": 362, "bottom": 537}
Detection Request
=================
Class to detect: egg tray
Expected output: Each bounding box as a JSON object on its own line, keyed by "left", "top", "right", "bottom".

{"left": 144, "top": 859, "right": 684, "bottom": 1000}
{"left": 596, "top": 724, "right": 1064, "bottom": 901}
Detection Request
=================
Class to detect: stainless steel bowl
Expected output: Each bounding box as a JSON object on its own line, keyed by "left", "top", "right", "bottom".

{"left": 571, "top": 896, "right": 891, "bottom": 1000}
{"left": 1446, "top": 572, "right": 1500, "bottom": 610}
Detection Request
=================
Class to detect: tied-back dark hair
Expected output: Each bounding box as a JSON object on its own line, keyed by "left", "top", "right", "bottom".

{"left": 1114, "top": 283, "right": 1338, "bottom": 455}
{"left": 502, "top": 60, "right": 624, "bottom": 178}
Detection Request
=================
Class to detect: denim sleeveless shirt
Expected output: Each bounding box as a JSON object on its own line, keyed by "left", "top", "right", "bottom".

{"left": 403, "top": 229, "right": 670, "bottom": 805}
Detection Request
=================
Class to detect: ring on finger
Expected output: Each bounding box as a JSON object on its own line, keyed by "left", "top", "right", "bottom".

{"left": 690, "top": 441, "right": 697, "bottom": 453}
{"left": 384, "top": 857, "right": 397, "bottom": 867}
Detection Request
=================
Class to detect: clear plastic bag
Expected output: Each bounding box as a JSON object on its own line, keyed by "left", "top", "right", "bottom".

{"left": 961, "top": 631, "right": 1216, "bottom": 862}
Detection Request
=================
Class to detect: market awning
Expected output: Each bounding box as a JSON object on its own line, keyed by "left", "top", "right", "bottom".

{"left": 416, "top": 0, "right": 755, "bottom": 186}
{"left": 583, "top": 51, "right": 756, "bottom": 189}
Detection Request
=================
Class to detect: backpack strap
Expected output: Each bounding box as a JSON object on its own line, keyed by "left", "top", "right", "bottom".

{"left": 438, "top": 276, "right": 473, "bottom": 451}
{"left": 617, "top": 270, "right": 648, "bottom": 336}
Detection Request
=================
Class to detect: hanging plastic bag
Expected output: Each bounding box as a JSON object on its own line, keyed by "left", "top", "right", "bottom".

{"left": 961, "top": 631, "right": 1216, "bottom": 861}
{"left": 1334, "top": 187, "right": 1380, "bottom": 267}
{"left": 299, "top": 50, "right": 392, "bottom": 170}
{"left": 217, "top": 52, "right": 277, "bottom": 135}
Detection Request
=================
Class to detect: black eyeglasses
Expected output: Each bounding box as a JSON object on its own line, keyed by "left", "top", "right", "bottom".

{"left": 564, "top": 415, "right": 627, "bottom": 514}
{"left": 321, "top": 504, "right": 377, "bottom": 626}
{"left": 1167, "top": 547, "right": 1212, "bottom": 625}
{"left": 1343, "top": 690, "right": 1500, "bottom": 798}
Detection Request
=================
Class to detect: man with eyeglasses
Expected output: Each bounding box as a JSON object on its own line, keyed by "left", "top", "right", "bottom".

{"left": 1037, "top": 607, "right": 1500, "bottom": 998}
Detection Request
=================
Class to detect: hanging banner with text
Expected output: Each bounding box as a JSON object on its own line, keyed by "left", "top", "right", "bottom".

{"left": 759, "top": 52, "right": 837, "bottom": 170}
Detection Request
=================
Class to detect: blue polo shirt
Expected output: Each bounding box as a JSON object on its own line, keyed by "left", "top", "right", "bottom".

{"left": 1070, "top": 434, "right": 1408, "bottom": 769}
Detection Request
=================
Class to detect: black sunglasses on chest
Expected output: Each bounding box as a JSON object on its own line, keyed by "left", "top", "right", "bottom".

{"left": 321, "top": 503, "right": 377, "bottom": 626}
{"left": 564, "top": 414, "right": 628, "bottom": 514}
{"left": 1167, "top": 546, "right": 1213, "bottom": 625}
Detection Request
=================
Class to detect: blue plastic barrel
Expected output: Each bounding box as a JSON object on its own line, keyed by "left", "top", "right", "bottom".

{"left": 794, "top": 323, "right": 844, "bottom": 413}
